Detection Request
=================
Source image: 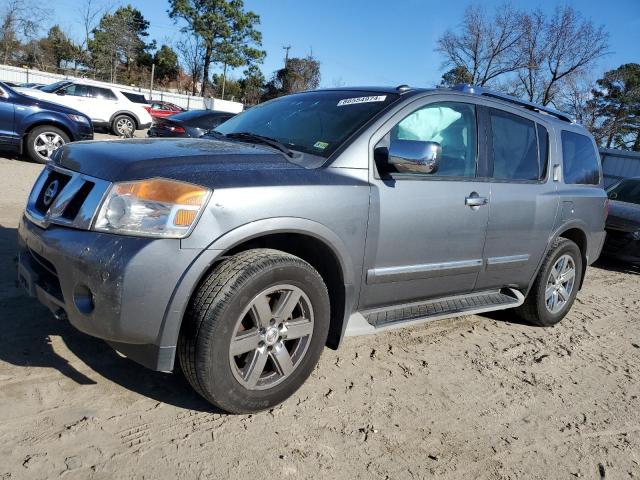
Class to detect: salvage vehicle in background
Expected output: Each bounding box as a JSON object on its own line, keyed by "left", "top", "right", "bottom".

{"left": 144, "top": 101, "right": 185, "bottom": 119}
{"left": 147, "top": 109, "right": 235, "bottom": 138}
{"left": 0, "top": 82, "right": 93, "bottom": 163}
{"left": 15, "top": 80, "right": 152, "bottom": 137}
{"left": 602, "top": 177, "right": 640, "bottom": 264}
{"left": 17, "top": 85, "right": 606, "bottom": 413}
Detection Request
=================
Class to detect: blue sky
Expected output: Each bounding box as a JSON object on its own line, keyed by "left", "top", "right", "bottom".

{"left": 51, "top": 0, "right": 640, "bottom": 87}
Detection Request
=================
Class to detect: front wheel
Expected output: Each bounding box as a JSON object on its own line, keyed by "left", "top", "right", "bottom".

{"left": 516, "top": 238, "right": 583, "bottom": 326}
{"left": 178, "top": 249, "right": 330, "bottom": 413}
{"left": 25, "top": 126, "right": 69, "bottom": 163}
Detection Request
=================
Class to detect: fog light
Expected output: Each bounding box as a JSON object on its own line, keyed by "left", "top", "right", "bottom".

{"left": 73, "top": 284, "right": 94, "bottom": 315}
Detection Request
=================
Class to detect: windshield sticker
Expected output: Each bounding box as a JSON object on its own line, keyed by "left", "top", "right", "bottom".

{"left": 313, "top": 141, "right": 329, "bottom": 150}
{"left": 337, "top": 95, "right": 387, "bottom": 106}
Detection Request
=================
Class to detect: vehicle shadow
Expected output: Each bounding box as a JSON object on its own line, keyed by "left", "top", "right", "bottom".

{"left": 0, "top": 224, "right": 218, "bottom": 413}
{"left": 591, "top": 257, "right": 640, "bottom": 275}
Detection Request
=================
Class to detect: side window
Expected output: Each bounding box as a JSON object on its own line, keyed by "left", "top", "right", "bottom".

{"left": 91, "top": 87, "right": 117, "bottom": 101}
{"left": 561, "top": 131, "right": 600, "bottom": 185}
{"left": 537, "top": 123, "right": 549, "bottom": 179}
{"left": 388, "top": 102, "right": 477, "bottom": 177}
{"left": 489, "top": 109, "right": 540, "bottom": 181}
{"left": 62, "top": 84, "right": 89, "bottom": 97}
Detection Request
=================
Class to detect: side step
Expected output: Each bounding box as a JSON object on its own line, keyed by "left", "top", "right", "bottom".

{"left": 345, "top": 289, "right": 524, "bottom": 337}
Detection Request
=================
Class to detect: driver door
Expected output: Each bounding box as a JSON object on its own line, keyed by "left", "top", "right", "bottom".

{"left": 360, "top": 98, "right": 491, "bottom": 309}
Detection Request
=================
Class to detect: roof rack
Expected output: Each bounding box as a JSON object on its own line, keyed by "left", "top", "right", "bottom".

{"left": 450, "top": 84, "right": 574, "bottom": 123}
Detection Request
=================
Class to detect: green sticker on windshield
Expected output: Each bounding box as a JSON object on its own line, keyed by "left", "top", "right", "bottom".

{"left": 314, "top": 141, "right": 329, "bottom": 150}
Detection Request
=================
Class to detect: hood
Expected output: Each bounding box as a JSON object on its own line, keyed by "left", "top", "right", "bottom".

{"left": 53, "top": 137, "right": 305, "bottom": 184}
{"left": 607, "top": 200, "right": 640, "bottom": 232}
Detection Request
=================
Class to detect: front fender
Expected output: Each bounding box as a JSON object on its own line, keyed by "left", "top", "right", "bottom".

{"left": 157, "top": 217, "right": 357, "bottom": 352}
{"left": 17, "top": 111, "right": 76, "bottom": 139}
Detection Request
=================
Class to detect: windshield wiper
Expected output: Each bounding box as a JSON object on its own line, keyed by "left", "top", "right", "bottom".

{"left": 223, "top": 132, "right": 294, "bottom": 157}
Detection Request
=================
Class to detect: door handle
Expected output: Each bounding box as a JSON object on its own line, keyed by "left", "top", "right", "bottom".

{"left": 465, "top": 194, "right": 488, "bottom": 207}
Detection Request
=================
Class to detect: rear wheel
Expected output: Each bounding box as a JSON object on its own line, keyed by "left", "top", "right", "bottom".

{"left": 178, "top": 249, "right": 330, "bottom": 413}
{"left": 25, "top": 126, "right": 69, "bottom": 163}
{"left": 111, "top": 114, "right": 136, "bottom": 137}
{"left": 516, "top": 238, "right": 582, "bottom": 326}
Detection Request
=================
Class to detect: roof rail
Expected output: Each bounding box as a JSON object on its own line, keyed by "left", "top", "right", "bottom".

{"left": 450, "top": 84, "right": 574, "bottom": 123}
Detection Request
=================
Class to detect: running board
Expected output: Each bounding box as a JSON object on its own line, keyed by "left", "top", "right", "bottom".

{"left": 344, "top": 289, "right": 524, "bottom": 337}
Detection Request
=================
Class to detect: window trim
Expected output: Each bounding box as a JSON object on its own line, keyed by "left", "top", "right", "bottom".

{"left": 374, "top": 100, "right": 482, "bottom": 181}
{"left": 486, "top": 107, "right": 549, "bottom": 185}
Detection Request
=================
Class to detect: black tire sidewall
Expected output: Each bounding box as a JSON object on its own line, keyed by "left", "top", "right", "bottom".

{"left": 197, "top": 260, "right": 330, "bottom": 413}
{"left": 534, "top": 240, "right": 582, "bottom": 326}
{"left": 25, "top": 126, "right": 69, "bottom": 164}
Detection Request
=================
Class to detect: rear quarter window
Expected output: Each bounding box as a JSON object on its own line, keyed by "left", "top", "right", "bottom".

{"left": 561, "top": 131, "right": 600, "bottom": 185}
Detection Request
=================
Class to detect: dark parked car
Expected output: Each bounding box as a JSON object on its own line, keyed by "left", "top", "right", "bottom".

{"left": 603, "top": 177, "right": 640, "bottom": 263}
{"left": 0, "top": 82, "right": 93, "bottom": 163}
{"left": 147, "top": 109, "right": 235, "bottom": 138}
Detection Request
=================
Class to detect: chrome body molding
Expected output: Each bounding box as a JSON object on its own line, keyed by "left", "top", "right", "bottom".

{"left": 367, "top": 259, "right": 483, "bottom": 284}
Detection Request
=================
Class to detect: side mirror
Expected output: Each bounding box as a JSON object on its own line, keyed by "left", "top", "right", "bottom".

{"left": 56, "top": 90, "right": 65, "bottom": 96}
{"left": 387, "top": 139, "right": 441, "bottom": 174}
{"left": 608, "top": 192, "right": 618, "bottom": 200}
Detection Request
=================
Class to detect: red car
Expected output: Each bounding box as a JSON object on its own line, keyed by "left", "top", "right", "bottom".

{"left": 144, "top": 101, "right": 185, "bottom": 119}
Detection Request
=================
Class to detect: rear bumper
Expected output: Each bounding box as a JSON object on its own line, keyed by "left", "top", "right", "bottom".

{"left": 17, "top": 216, "right": 203, "bottom": 371}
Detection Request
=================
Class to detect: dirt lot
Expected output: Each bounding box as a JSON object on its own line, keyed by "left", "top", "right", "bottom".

{"left": 0, "top": 146, "right": 639, "bottom": 479}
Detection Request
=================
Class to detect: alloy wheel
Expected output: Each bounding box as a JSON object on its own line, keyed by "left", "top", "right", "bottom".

{"left": 545, "top": 254, "right": 576, "bottom": 314}
{"left": 229, "top": 284, "right": 314, "bottom": 390}
{"left": 33, "top": 132, "right": 65, "bottom": 161}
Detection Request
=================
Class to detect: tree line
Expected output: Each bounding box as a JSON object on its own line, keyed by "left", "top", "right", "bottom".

{"left": 0, "top": 0, "right": 321, "bottom": 104}
{"left": 437, "top": 3, "right": 639, "bottom": 151}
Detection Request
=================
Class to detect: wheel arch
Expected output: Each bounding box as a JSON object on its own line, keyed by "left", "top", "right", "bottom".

{"left": 158, "top": 219, "right": 358, "bottom": 363}
{"left": 109, "top": 110, "right": 139, "bottom": 129}
{"left": 21, "top": 121, "right": 73, "bottom": 154}
{"left": 527, "top": 222, "right": 590, "bottom": 295}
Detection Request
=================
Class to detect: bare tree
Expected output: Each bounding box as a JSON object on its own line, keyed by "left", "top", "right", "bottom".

{"left": 177, "top": 34, "right": 204, "bottom": 96}
{"left": 0, "top": 0, "right": 47, "bottom": 65}
{"left": 518, "top": 6, "right": 609, "bottom": 105}
{"left": 437, "top": 3, "right": 524, "bottom": 86}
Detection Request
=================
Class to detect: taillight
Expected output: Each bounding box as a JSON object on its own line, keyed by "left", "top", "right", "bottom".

{"left": 604, "top": 198, "right": 609, "bottom": 221}
{"left": 168, "top": 125, "right": 186, "bottom": 134}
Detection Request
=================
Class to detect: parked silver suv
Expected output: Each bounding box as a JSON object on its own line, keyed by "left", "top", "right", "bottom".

{"left": 18, "top": 85, "right": 607, "bottom": 413}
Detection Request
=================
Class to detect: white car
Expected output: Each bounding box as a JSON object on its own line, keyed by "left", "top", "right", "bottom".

{"left": 15, "top": 80, "right": 153, "bottom": 136}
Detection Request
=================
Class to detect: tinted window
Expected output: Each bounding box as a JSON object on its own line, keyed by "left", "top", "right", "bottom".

{"left": 490, "top": 110, "right": 539, "bottom": 181}
{"left": 121, "top": 91, "right": 148, "bottom": 104}
{"left": 90, "top": 86, "right": 117, "bottom": 100}
{"left": 561, "top": 131, "right": 600, "bottom": 185}
{"left": 62, "top": 84, "right": 90, "bottom": 97}
{"left": 537, "top": 124, "right": 549, "bottom": 179}
{"left": 215, "top": 90, "right": 399, "bottom": 158}
{"left": 606, "top": 179, "right": 640, "bottom": 205}
{"left": 388, "top": 102, "right": 477, "bottom": 177}
{"left": 41, "top": 81, "right": 71, "bottom": 93}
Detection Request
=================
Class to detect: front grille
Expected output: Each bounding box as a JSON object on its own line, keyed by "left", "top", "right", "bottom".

{"left": 25, "top": 166, "right": 111, "bottom": 231}
{"left": 35, "top": 170, "right": 71, "bottom": 214}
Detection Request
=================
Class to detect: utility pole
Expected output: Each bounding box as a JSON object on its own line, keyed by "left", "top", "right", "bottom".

{"left": 282, "top": 45, "right": 291, "bottom": 68}
{"left": 221, "top": 62, "right": 227, "bottom": 100}
{"left": 149, "top": 63, "right": 155, "bottom": 100}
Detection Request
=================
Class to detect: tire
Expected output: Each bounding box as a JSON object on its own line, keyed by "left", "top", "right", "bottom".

{"left": 178, "top": 248, "right": 330, "bottom": 414}
{"left": 111, "top": 114, "right": 136, "bottom": 137}
{"left": 25, "top": 125, "right": 69, "bottom": 163}
{"left": 516, "top": 238, "right": 583, "bottom": 326}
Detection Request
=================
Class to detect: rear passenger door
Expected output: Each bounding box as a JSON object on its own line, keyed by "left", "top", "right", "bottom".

{"left": 474, "top": 107, "right": 559, "bottom": 291}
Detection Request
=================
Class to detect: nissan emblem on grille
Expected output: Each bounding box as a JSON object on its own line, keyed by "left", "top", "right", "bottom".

{"left": 42, "top": 180, "right": 59, "bottom": 207}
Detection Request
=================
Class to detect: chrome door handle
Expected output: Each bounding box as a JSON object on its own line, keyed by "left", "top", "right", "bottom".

{"left": 465, "top": 195, "right": 488, "bottom": 207}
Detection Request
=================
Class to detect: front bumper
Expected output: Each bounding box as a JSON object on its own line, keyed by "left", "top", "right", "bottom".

{"left": 17, "top": 216, "right": 202, "bottom": 371}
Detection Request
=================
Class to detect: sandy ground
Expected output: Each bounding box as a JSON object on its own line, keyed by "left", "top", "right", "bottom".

{"left": 0, "top": 144, "right": 639, "bottom": 480}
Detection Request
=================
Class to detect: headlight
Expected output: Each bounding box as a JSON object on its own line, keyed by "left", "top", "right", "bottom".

{"left": 67, "top": 113, "right": 90, "bottom": 124}
{"left": 93, "top": 178, "right": 211, "bottom": 238}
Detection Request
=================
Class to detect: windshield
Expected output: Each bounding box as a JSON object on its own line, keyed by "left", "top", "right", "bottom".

{"left": 40, "top": 81, "right": 70, "bottom": 93}
{"left": 214, "top": 90, "right": 399, "bottom": 157}
{"left": 607, "top": 179, "right": 640, "bottom": 205}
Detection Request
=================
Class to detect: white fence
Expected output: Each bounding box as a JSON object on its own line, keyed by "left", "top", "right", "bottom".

{"left": 0, "top": 64, "right": 243, "bottom": 113}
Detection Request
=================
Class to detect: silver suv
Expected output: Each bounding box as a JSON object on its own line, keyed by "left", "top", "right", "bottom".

{"left": 17, "top": 85, "right": 607, "bottom": 413}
